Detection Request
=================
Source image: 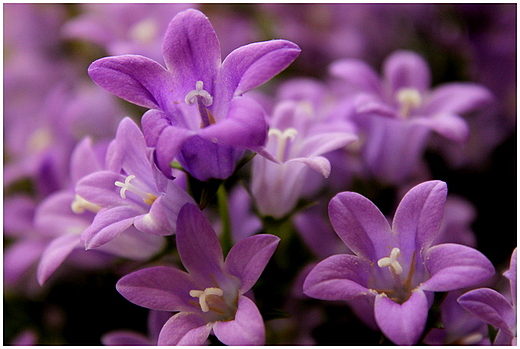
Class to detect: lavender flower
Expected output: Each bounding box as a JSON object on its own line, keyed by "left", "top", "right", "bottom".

{"left": 331, "top": 50, "right": 493, "bottom": 185}
{"left": 458, "top": 248, "right": 517, "bottom": 345}
{"left": 88, "top": 8, "right": 300, "bottom": 181}
{"left": 303, "top": 180, "right": 495, "bottom": 345}
{"left": 75, "top": 117, "right": 194, "bottom": 249}
{"left": 116, "top": 203, "right": 280, "bottom": 345}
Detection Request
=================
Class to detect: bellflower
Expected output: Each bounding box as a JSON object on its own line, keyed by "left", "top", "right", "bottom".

{"left": 116, "top": 203, "right": 280, "bottom": 345}
{"left": 88, "top": 8, "right": 301, "bottom": 181}
{"left": 330, "top": 50, "right": 493, "bottom": 184}
{"left": 75, "top": 117, "right": 194, "bottom": 249}
{"left": 303, "top": 180, "right": 495, "bottom": 345}
{"left": 458, "top": 248, "right": 517, "bottom": 345}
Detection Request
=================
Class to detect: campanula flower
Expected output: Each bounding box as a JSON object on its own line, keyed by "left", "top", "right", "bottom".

{"left": 75, "top": 117, "right": 194, "bottom": 249}
{"left": 330, "top": 50, "right": 493, "bottom": 185}
{"left": 116, "top": 203, "right": 280, "bottom": 345}
{"left": 88, "top": 8, "right": 301, "bottom": 181}
{"left": 458, "top": 248, "right": 517, "bottom": 345}
{"left": 303, "top": 180, "right": 495, "bottom": 345}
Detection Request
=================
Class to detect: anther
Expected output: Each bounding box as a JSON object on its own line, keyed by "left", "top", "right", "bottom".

{"left": 268, "top": 127, "right": 298, "bottom": 162}
{"left": 396, "top": 88, "right": 422, "bottom": 118}
{"left": 189, "top": 287, "right": 224, "bottom": 313}
{"left": 71, "top": 194, "right": 101, "bottom": 214}
{"left": 378, "top": 247, "right": 403, "bottom": 275}
{"left": 114, "top": 175, "right": 157, "bottom": 205}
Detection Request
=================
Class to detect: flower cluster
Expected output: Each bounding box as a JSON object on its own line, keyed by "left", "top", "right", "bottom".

{"left": 4, "top": 4, "right": 516, "bottom": 346}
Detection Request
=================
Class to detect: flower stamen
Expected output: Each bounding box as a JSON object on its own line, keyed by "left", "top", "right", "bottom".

{"left": 185, "top": 81, "right": 215, "bottom": 128}
{"left": 71, "top": 194, "right": 101, "bottom": 214}
{"left": 396, "top": 88, "right": 422, "bottom": 118}
{"left": 189, "top": 287, "right": 224, "bottom": 313}
{"left": 378, "top": 247, "right": 403, "bottom": 275}
{"left": 268, "top": 127, "right": 298, "bottom": 162}
{"left": 114, "top": 175, "right": 157, "bottom": 205}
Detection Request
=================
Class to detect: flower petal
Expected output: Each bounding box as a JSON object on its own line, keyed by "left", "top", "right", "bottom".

{"left": 176, "top": 203, "right": 225, "bottom": 283}
{"left": 37, "top": 234, "right": 81, "bottom": 285}
{"left": 424, "top": 82, "right": 493, "bottom": 115}
{"left": 157, "top": 312, "right": 211, "bottom": 346}
{"left": 329, "top": 58, "right": 383, "bottom": 96}
{"left": 457, "top": 288, "right": 515, "bottom": 335}
{"left": 75, "top": 170, "right": 128, "bottom": 207}
{"left": 88, "top": 54, "right": 170, "bottom": 109}
{"left": 116, "top": 266, "right": 198, "bottom": 312}
{"left": 411, "top": 113, "right": 470, "bottom": 143}
{"left": 225, "top": 234, "right": 280, "bottom": 293}
{"left": 374, "top": 288, "right": 429, "bottom": 345}
{"left": 287, "top": 156, "right": 331, "bottom": 178}
{"left": 303, "top": 254, "right": 371, "bottom": 301}
{"left": 392, "top": 180, "right": 447, "bottom": 257}
{"left": 155, "top": 125, "right": 194, "bottom": 178}
{"left": 101, "top": 330, "right": 152, "bottom": 346}
{"left": 383, "top": 50, "right": 431, "bottom": 93}
{"left": 503, "top": 248, "right": 517, "bottom": 309}
{"left": 328, "top": 191, "right": 392, "bottom": 261}
{"left": 422, "top": 243, "right": 495, "bottom": 291}
{"left": 213, "top": 296, "right": 265, "bottom": 345}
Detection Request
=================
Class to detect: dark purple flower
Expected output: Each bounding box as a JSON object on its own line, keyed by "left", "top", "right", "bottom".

{"left": 303, "top": 180, "right": 495, "bottom": 345}
{"left": 458, "top": 248, "right": 517, "bottom": 345}
{"left": 116, "top": 203, "right": 280, "bottom": 345}
{"left": 88, "top": 8, "right": 300, "bottom": 181}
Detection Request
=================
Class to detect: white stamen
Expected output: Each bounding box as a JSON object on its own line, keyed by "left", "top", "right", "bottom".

{"left": 189, "top": 287, "right": 224, "bottom": 313}
{"left": 71, "top": 194, "right": 101, "bottom": 214}
{"left": 396, "top": 88, "right": 422, "bottom": 118}
{"left": 114, "top": 175, "right": 157, "bottom": 205}
{"left": 268, "top": 127, "right": 298, "bottom": 162}
{"left": 185, "top": 81, "right": 213, "bottom": 107}
{"left": 377, "top": 247, "right": 403, "bottom": 275}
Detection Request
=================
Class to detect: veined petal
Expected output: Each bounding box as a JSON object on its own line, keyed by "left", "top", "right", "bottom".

{"left": 81, "top": 206, "right": 140, "bottom": 249}
{"left": 411, "top": 113, "right": 470, "bottom": 143}
{"left": 198, "top": 96, "right": 267, "bottom": 148}
{"left": 116, "top": 266, "right": 198, "bottom": 313}
{"left": 213, "top": 296, "right": 265, "bottom": 346}
{"left": 329, "top": 191, "right": 392, "bottom": 261}
{"left": 162, "top": 9, "right": 220, "bottom": 96}
{"left": 176, "top": 203, "right": 224, "bottom": 282}
{"left": 504, "top": 248, "right": 517, "bottom": 309}
{"left": 225, "top": 234, "right": 280, "bottom": 293}
{"left": 383, "top": 50, "right": 431, "bottom": 93}
{"left": 374, "top": 288, "right": 429, "bottom": 345}
{"left": 133, "top": 196, "right": 173, "bottom": 236}
{"left": 329, "top": 58, "right": 383, "bottom": 96}
{"left": 75, "top": 171, "right": 129, "bottom": 207}
{"left": 424, "top": 82, "right": 493, "bottom": 115}
{"left": 88, "top": 54, "right": 170, "bottom": 109}
{"left": 37, "top": 234, "right": 81, "bottom": 285}
{"left": 69, "top": 137, "right": 103, "bottom": 184}
{"left": 155, "top": 125, "right": 194, "bottom": 178}
{"left": 303, "top": 254, "right": 371, "bottom": 301}
{"left": 287, "top": 156, "right": 331, "bottom": 178}
{"left": 141, "top": 109, "right": 171, "bottom": 148}
{"left": 157, "top": 312, "right": 211, "bottom": 346}
{"left": 457, "top": 288, "right": 515, "bottom": 335}
{"left": 392, "top": 180, "right": 447, "bottom": 258}
{"left": 422, "top": 243, "right": 495, "bottom": 291}
{"left": 298, "top": 131, "right": 358, "bottom": 158}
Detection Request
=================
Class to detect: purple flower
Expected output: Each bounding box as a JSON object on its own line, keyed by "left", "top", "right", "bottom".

{"left": 458, "top": 248, "right": 517, "bottom": 345}
{"left": 88, "top": 8, "right": 300, "bottom": 181}
{"left": 116, "top": 203, "right": 280, "bottom": 345}
{"left": 330, "top": 50, "right": 493, "bottom": 185}
{"left": 75, "top": 117, "right": 194, "bottom": 249}
{"left": 303, "top": 180, "right": 495, "bottom": 345}
{"left": 102, "top": 310, "right": 172, "bottom": 345}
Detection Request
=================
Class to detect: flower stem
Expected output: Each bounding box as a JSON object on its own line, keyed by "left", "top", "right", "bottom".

{"left": 217, "top": 183, "right": 232, "bottom": 255}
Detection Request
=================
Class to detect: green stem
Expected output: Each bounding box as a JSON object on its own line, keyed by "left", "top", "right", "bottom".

{"left": 217, "top": 184, "right": 232, "bottom": 255}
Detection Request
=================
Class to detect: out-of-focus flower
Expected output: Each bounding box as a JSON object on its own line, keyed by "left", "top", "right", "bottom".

{"left": 331, "top": 50, "right": 493, "bottom": 185}
{"left": 458, "top": 248, "right": 517, "bottom": 345}
{"left": 303, "top": 180, "right": 495, "bottom": 345}
{"left": 116, "top": 203, "right": 280, "bottom": 345}
{"left": 75, "top": 117, "right": 194, "bottom": 249}
{"left": 88, "top": 8, "right": 300, "bottom": 181}
{"left": 101, "top": 310, "right": 172, "bottom": 345}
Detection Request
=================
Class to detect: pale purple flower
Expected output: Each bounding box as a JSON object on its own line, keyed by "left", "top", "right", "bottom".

{"left": 75, "top": 117, "right": 194, "bottom": 249}
{"left": 88, "top": 8, "right": 300, "bottom": 181}
{"left": 458, "top": 248, "right": 517, "bottom": 345}
{"left": 330, "top": 50, "right": 493, "bottom": 185}
{"left": 101, "top": 310, "right": 172, "bottom": 345}
{"left": 116, "top": 203, "right": 280, "bottom": 345}
{"left": 303, "top": 180, "right": 495, "bottom": 345}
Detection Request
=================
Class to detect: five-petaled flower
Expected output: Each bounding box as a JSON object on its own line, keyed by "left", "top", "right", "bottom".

{"left": 303, "top": 180, "right": 495, "bottom": 345}
{"left": 88, "top": 8, "right": 301, "bottom": 181}
{"left": 116, "top": 203, "right": 280, "bottom": 345}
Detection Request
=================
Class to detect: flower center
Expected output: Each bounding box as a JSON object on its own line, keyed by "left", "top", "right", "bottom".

{"left": 71, "top": 194, "right": 101, "bottom": 214}
{"left": 377, "top": 247, "right": 403, "bottom": 275}
{"left": 189, "top": 287, "right": 225, "bottom": 313}
{"left": 396, "top": 87, "right": 422, "bottom": 118}
{"left": 114, "top": 175, "right": 157, "bottom": 205}
{"left": 268, "top": 127, "right": 298, "bottom": 162}
{"left": 185, "top": 81, "right": 215, "bottom": 128}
